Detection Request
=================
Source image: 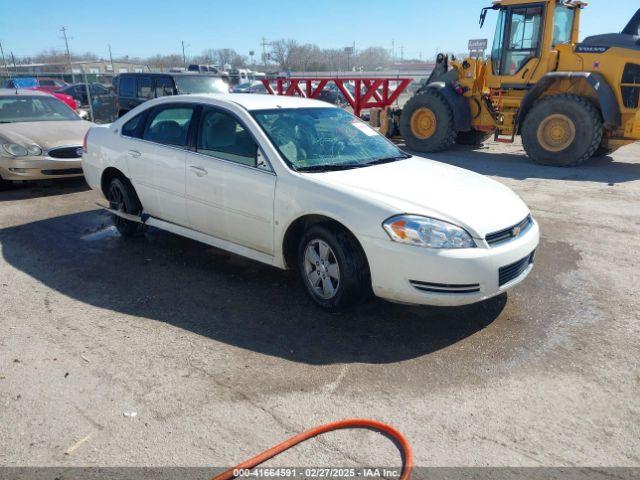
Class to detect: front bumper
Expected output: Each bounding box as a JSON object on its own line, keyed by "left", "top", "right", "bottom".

{"left": 361, "top": 219, "right": 540, "bottom": 307}
{"left": 0, "top": 156, "right": 83, "bottom": 181}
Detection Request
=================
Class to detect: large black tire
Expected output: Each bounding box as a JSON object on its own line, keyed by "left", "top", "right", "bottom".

{"left": 106, "top": 177, "right": 145, "bottom": 237}
{"left": 521, "top": 94, "right": 603, "bottom": 167}
{"left": 456, "top": 130, "right": 492, "bottom": 146}
{"left": 592, "top": 145, "right": 619, "bottom": 158}
{"left": 297, "top": 224, "right": 371, "bottom": 312}
{"left": 399, "top": 90, "right": 456, "bottom": 153}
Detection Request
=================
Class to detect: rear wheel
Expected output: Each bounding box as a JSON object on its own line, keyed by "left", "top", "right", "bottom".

{"left": 399, "top": 90, "right": 456, "bottom": 152}
{"left": 297, "top": 225, "right": 370, "bottom": 312}
{"left": 521, "top": 94, "right": 603, "bottom": 167}
{"left": 106, "top": 177, "right": 145, "bottom": 237}
{"left": 455, "top": 129, "right": 492, "bottom": 146}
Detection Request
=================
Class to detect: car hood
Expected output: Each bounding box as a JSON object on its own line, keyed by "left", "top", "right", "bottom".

{"left": 305, "top": 156, "right": 530, "bottom": 238}
{"left": 0, "top": 121, "right": 93, "bottom": 151}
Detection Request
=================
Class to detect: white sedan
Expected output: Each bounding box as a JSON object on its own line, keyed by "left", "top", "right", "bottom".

{"left": 82, "top": 94, "right": 539, "bottom": 311}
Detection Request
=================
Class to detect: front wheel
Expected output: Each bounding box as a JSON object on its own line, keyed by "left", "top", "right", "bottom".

{"left": 297, "top": 225, "right": 370, "bottom": 312}
{"left": 521, "top": 94, "right": 603, "bottom": 167}
{"left": 399, "top": 90, "right": 456, "bottom": 153}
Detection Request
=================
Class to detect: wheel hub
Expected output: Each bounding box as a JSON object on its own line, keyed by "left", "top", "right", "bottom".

{"left": 537, "top": 114, "right": 576, "bottom": 152}
{"left": 304, "top": 239, "right": 340, "bottom": 300}
{"left": 410, "top": 108, "right": 437, "bottom": 140}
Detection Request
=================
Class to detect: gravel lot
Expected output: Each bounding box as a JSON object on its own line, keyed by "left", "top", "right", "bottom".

{"left": 0, "top": 140, "right": 638, "bottom": 470}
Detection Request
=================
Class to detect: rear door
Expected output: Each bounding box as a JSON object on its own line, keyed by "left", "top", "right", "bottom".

{"left": 123, "top": 103, "right": 196, "bottom": 225}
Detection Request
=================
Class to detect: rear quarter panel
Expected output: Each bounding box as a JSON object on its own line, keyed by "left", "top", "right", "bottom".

{"left": 82, "top": 125, "right": 130, "bottom": 199}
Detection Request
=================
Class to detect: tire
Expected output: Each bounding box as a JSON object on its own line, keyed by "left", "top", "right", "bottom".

{"left": 455, "top": 129, "right": 492, "bottom": 146}
{"left": 521, "top": 94, "right": 603, "bottom": 167}
{"left": 592, "top": 145, "right": 618, "bottom": 158}
{"left": 0, "top": 177, "right": 12, "bottom": 191}
{"left": 297, "top": 225, "right": 371, "bottom": 312}
{"left": 106, "top": 177, "right": 145, "bottom": 237}
{"left": 399, "top": 89, "right": 456, "bottom": 153}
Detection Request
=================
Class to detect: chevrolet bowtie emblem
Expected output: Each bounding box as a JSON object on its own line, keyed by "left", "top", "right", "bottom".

{"left": 512, "top": 225, "right": 521, "bottom": 236}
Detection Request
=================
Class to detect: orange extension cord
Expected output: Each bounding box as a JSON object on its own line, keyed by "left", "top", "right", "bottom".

{"left": 212, "top": 419, "right": 413, "bottom": 480}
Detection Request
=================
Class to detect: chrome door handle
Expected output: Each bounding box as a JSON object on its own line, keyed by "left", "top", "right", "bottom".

{"left": 128, "top": 150, "right": 141, "bottom": 158}
{"left": 189, "top": 165, "right": 208, "bottom": 177}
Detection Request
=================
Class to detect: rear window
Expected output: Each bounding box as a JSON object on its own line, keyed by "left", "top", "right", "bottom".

{"left": 119, "top": 76, "right": 135, "bottom": 97}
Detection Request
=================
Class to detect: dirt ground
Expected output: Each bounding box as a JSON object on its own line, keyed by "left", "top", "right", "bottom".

{"left": 0, "top": 139, "right": 638, "bottom": 471}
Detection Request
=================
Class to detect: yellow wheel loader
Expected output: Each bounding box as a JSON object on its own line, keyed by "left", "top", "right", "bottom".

{"left": 384, "top": 0, "right": 640, "bottom": 166}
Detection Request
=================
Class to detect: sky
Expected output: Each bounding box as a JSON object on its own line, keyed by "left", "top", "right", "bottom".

{"left": 0, "top": 0, "right": 637, "bottom": 63}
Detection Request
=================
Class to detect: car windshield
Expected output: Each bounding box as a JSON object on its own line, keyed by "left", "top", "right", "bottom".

{"left": 0, "top": 96, "right": 79, "bottom": 123}
{"left": 252, "top": 107, "right": 409, "bottom": 171}
{"left": 173, "top": 76, "right": 228, "bottom": 94}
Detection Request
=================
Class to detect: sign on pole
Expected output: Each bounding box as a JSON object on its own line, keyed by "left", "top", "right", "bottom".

{"left": 468, "top": 38, "right": 488, "bottom": 58}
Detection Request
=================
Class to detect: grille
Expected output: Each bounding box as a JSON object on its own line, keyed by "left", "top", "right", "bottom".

{"left": 48, "top": 146, "right": 82, "bottom": 159}
{"left": 41, "top": 168, "right": 83, "bottom": 176}
{"left": 486, "top": 215, "right": 532, "bottom": 246}
{"left": 499, "top": 251, "right": 535, "bottom": 287}
{"left": 409, "top": 280, "right": 480, "bottom": 294}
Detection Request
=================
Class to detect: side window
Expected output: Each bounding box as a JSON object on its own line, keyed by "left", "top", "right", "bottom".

{"left": 155, "top": 77, "right": 174, "bottom": 97}
{"left": 143, "top": 106, "right": 195, "bottom": 147}
{"left": 503, "top": 5, "right": 543, "bottom": 75}
{"left": 119, "top": 77, "right": 135, "bottom": 97}
{"left": 39, "top": 79, "right": 55, "bottom": 86}
{"left": 553, "top": 6, "right": 575, "bottom": 46}
{"left": 122, "top": 113, "right": 145, "bottom": 138}
{"left": 196, "top": 108, "right": 257, "bottom": 167}
{"left": 491, "top": 9, "right": 507, "bottom": 75}
{"left": 137, "top": 76, "right": 154, "bottom": 99}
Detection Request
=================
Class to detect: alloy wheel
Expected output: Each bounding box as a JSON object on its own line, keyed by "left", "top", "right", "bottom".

{"left": 304, "top": 239, "right": 340, "bottom": 300}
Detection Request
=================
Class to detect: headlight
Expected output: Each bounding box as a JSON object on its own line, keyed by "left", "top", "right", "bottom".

{"left": 383, "top": 215, "right": 476, "bottom": 249}
{"left": 27, "top": 145, "right": 42, "bottom": 156}
{"left": 3, "top": 143, "right": 29, "bottom": 157}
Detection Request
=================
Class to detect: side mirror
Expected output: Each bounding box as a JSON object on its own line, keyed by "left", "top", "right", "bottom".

{"left": 78, "top": 110, "right": 89, "bottom": 120}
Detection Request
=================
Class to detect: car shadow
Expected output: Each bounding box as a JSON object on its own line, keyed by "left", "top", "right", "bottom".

{"left": 402, "top": 143, "right": 640, "bottom": 184}
{"left": 0, "top": 177, "right": 90, "bottom": 201}
{"left": 0, "top": 209, "right": 507, "bottom": 365}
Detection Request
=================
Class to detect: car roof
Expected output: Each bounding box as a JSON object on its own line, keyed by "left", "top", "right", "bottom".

{"left": 179, "top": 93, "right": 331, "bottom": 111}
{"left": 0, "top": 88, "right": 50, "bottom": 97}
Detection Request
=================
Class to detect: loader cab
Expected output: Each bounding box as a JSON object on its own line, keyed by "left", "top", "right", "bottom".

{"left": 485, "top": 0, "right": 584, "bottom": 87}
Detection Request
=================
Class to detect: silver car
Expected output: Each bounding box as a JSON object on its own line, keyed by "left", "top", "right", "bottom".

{"left": 0, "top": 89, "right": 93, "bottom": 187}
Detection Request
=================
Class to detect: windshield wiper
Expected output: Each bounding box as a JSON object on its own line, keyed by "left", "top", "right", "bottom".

{"left": 362, "top": 154, "right": 411, "bottom": 167}
{"left": 296, "top": 163, "right": 362, "bottom": 172}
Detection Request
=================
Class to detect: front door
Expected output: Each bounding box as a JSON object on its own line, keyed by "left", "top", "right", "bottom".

{"left": 185, "top": 106, "right": 276, "bottom": 255}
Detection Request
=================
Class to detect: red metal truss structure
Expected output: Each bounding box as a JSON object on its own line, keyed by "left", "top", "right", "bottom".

{"left": 261, "top": 78, "right": 413, "bottom": 117}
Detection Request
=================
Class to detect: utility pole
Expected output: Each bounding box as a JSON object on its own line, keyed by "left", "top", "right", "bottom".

{"left": 10, "top": 52, "right": 16, "bottom": 71}
{"left": 400, "top": 45, "right": 404, "bottom": 61}
{"left": 60, "top": 26, "right": 74, "bottom": 83}
{"left": 0, "top": 41, "right": 10, "bottom": 78}
{"left": 391, "top": 39, "right": 395, "bottom": 60}
{"left": 181, "top": 40, "right": 187, "bottom": 68}
{"left": 261, "top": 37, "right": 271, "bottom": 67}
{"left": 108, "top": 44, "right": 115, "bottom": 75}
